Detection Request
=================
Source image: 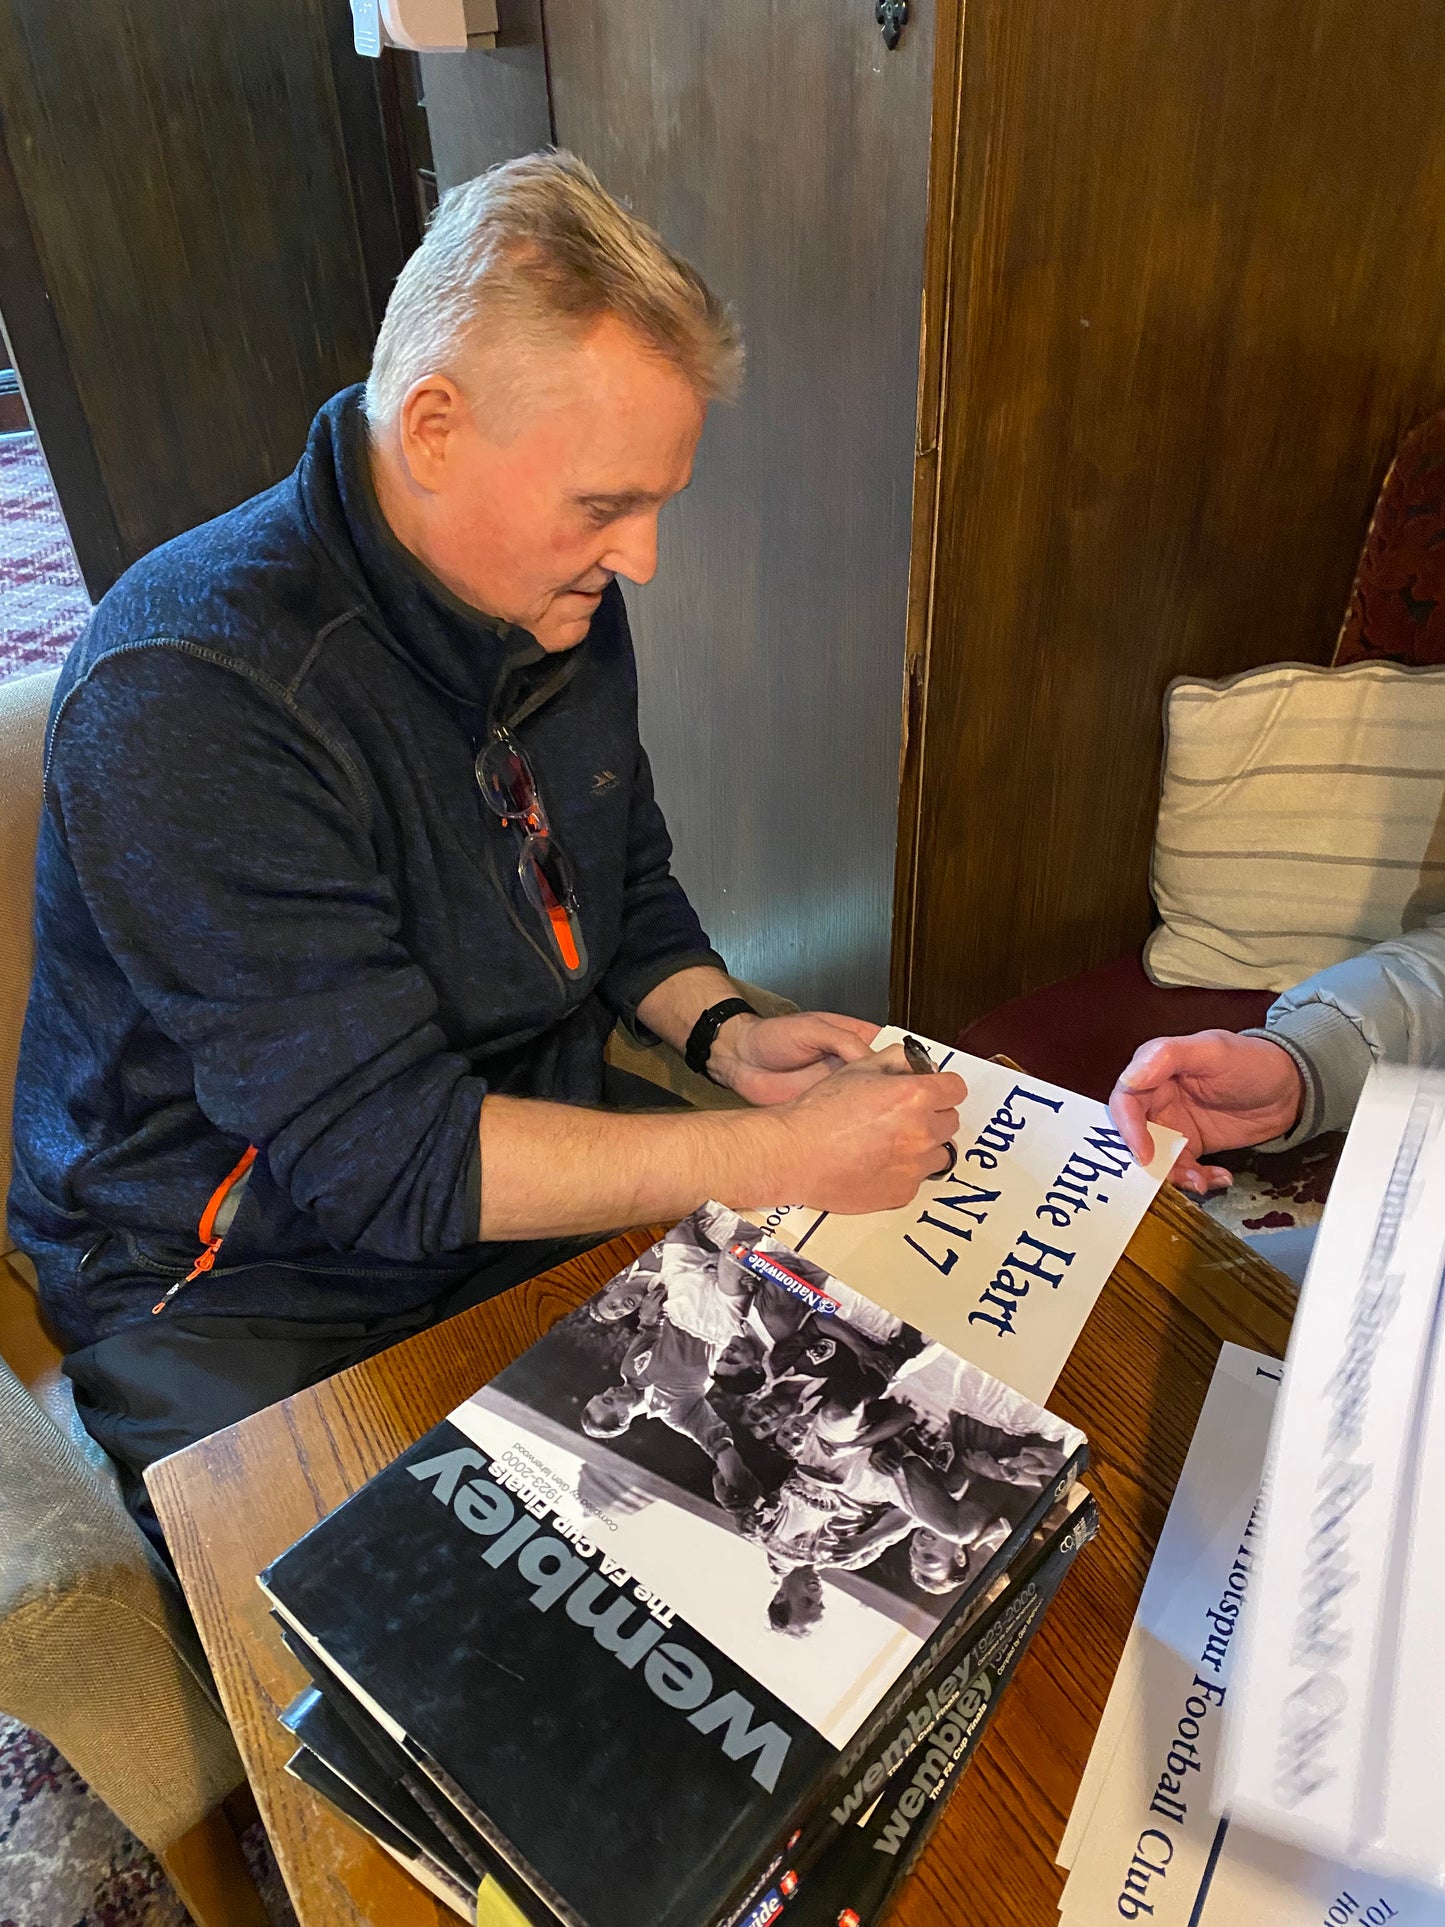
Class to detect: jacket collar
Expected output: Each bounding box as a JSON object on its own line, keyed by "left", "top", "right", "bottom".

{"left": 297, "top": 385, "right": 575, "bottom": 723}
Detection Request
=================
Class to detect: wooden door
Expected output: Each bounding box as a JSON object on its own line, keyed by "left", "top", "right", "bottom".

{"left": 541, "top": 0, "right": 937, "bottom": 1018}
{"left": 896, "top": 0, "right": 1445, "bottom": 1039}
{"left": 0, "top": 0, "right": 414, "bottom": 595}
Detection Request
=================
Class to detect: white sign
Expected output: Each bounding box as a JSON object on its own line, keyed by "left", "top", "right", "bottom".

{"left": 768, "top": 1028, "right": 1182, "bottom": 1404}
{"left": 1059, "top": 1342, "right": 1443, "bottom": 1925}
{"left": 1221, "top": 1067, "right": 1445, "bottom": 1880}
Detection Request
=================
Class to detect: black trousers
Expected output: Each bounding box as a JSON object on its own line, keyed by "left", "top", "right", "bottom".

{"left": 65, "top": 1066, "right": 683, "bottom": 1559}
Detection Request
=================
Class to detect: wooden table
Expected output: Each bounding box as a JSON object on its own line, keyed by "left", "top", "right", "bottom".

{"left": 148, "top": 1190, "right": 1296, "bottom": 1927}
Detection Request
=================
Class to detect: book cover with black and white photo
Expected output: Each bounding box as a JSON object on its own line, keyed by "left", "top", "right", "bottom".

{"left": 780, "top": 1484, "right": 1099, "bottom": 1894}
{"left": 280, "top": 1489, "right": 1097, "bottom": 1927}
{"left": 760, "top": 1492, "right": 1097, "bottom": 1927}
{"left": 259, "top": 1205, "right": 1087, "bottom": 1927}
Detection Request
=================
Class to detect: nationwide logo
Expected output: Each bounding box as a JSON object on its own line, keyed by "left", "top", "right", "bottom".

{"left": 740, "top": 1891, "right": 783, "bottom": 1927}
{"left": 731, "top": 1244, "right": 841, "bottom": 1317}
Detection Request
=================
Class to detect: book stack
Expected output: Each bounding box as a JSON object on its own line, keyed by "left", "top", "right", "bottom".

{"left": 259, "top": 1203, "right": 1098, "bottom": 1927}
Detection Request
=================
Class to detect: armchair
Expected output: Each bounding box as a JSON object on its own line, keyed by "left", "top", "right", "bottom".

{"left": 0, "top": 667, "right": 266, "bottom": 1927}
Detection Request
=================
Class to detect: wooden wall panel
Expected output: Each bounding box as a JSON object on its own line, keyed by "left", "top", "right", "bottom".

{"left": 896, "top": 0, "right": 1445, "bottom": 1038}
{"left": 0, "top": 0, "right": 394, "bottom": 582}
{"left": 418, "top": 0, "right": 551, "bottom": 194}
{"left": 542, "top": 1, "right": 935, "bottom": 1018}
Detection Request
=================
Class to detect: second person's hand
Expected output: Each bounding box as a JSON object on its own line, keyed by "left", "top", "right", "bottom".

{"left": 1109, "top": 1029, "right": 1304, "bottom": 1194}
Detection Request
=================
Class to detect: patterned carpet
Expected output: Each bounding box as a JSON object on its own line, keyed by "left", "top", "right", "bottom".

{"left": 0, "top": 1714, "right": 296, "bottom": 1927}
{"left": 1197, "top": 1132, "right": 1341, "bottom": 1237}
{"left": 0, "top": 431, "right": 91, "bottom": 682}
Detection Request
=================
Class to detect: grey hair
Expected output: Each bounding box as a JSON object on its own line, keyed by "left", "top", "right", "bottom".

{"left": 364, "top": 149, "right": 742, "bottom": 431}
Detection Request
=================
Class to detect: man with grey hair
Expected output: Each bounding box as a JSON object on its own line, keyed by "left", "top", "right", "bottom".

{"left": 10, "top": 151, "right": 962, "bottom": 1549}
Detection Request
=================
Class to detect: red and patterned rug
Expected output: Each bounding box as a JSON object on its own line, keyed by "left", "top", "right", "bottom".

{"left": 1199, "top": 1132, "right": 1342, "bottom": 1238}
{"left": 0, "top": 1714, "right": 296, "bottom": 1927}
{"left": 0, "top": 432, "right": 90, "bottom": 683}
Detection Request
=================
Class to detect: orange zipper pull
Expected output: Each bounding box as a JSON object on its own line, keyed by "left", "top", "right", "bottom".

{"left": 151, "top": 1145, "right": 258, "bottom": 1314}
{"left": 151, "top": 1239, "right": 221, "bottom": 1315}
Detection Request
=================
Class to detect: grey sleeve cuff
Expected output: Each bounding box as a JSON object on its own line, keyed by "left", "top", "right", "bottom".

{"left": 605, "top": 946, "right": 731, "bottom": 1042}
{"left": 463, "top": 1132, "right": 482, "bottom": 1244}
{"left": 1243, "top": 999, "right": 1377, "bottom": 1150}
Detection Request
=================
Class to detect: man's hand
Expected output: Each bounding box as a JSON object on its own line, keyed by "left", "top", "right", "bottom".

{"left": 633, "top": 966, "right": 879, "bottom": 1101}
{"left": 712, "top": 1443, "right": 763, "bottom": 1513}
{"left": 477, "top": 1044, "right": 963, "bottom": 1237}
{"left": 708, "top": 1010, "right": 878, "bottom": 1104}
{"left": 1109, "top": 1030, "right": 1305, "bottom": 1194}
{"left": 743, "top": 1044, "right": 967, "bottom": 1215}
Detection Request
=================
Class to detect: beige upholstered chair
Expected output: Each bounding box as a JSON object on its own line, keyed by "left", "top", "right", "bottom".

{"left": 0, "top": 667, "right": 266, "bottom": 1927}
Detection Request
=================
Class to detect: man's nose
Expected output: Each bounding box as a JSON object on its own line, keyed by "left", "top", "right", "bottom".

{"left": 603, "top": 510, "right": 660, "bottom": 587}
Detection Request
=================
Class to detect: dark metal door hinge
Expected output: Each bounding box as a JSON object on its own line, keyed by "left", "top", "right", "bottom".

{"left": 876, "top": 0, "right": 908, "bottom": 50}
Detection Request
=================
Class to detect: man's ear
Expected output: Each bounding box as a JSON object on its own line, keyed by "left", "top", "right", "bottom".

{"left": 396, "top": 374, "right": 467, "bottom": 492}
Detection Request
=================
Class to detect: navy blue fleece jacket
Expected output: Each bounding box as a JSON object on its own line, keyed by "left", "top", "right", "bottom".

{"left": 9, "top": 387, "right": 723, "bottom": 1349}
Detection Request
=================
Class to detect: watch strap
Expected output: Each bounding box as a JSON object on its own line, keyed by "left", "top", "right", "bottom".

{"left": 683, "top": 996, "right": 759, "bottom": 1081}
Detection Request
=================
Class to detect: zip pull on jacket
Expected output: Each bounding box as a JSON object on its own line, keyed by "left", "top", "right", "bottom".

{"left": 151, "top": 1144, "right": 259, "bottom": 1314}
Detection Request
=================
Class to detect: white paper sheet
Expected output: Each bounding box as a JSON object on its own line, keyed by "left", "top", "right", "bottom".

{"left": 767, "top": 1028, "right": 1182, "bottom": 1403}
{"left": 1221, "top": 1067, "right": 1445, "bottom": 1870}
{"left": 1059, "top": 1344, "right": 1281, "bottom": 1924}
{"left": 1060, "top": 1341, "right": 1445, "bottom": 1924}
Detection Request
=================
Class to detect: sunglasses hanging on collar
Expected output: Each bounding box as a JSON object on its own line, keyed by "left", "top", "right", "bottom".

{"left": 476, "top": 725, "right": 585, "bottom": 974}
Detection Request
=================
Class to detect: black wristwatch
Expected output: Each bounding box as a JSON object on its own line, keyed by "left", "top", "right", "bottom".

{"left": 684, "top": 996, "right": 759, "bottom": 1082}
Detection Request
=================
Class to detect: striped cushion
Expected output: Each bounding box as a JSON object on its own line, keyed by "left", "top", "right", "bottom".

{"left": 1145, "top": 661, "right": 1445, "bottom": 991}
